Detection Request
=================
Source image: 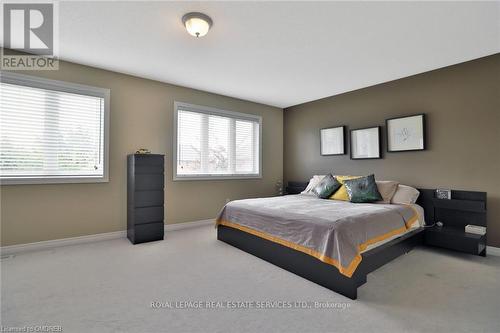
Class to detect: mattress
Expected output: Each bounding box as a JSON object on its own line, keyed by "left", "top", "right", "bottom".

{"left": 216, "top": 195, "right": 422, "bottom": 278}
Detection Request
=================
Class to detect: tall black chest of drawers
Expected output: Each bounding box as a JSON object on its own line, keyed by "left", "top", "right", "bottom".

{"left": 127, "top": 154, "right": 165, "bottom": 244}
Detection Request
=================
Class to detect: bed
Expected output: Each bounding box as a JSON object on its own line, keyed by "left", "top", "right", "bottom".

{"left": 216, "top": 182, "right": 433, "bottom": 299}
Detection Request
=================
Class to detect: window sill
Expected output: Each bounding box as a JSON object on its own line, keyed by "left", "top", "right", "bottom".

{"left": 173, "top": 174, "right": 262, "bottom": 181}
{"left": 0, "top": 176, "right": 109, "bottom": 185}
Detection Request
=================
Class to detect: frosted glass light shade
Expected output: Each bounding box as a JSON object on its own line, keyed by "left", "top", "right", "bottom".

{"left": 182, "top": 13, "right": 213, "bottom": 38}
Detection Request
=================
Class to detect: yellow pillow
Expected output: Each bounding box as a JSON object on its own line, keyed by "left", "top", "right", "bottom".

{"left": 329, "top": 175, "right": 361, "bottom": 201}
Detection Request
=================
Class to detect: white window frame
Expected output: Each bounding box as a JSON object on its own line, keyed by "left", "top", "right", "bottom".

{"left": 0, "top": 72, "right": 110, "bottom": 185}
{"left": 173, "top": 101, "right": 262, "bottom": 181}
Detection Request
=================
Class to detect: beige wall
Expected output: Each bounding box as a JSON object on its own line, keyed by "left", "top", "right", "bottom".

{"left": 0, "top": 61, "right": 283, "bottom": 246}
{"left": 284, "top": 54, "right": 500, "bottom": 247}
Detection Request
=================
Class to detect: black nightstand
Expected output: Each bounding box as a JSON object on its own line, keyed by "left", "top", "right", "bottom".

{"left": 285, "top": 181, "right": 309, "bottom": 195}
{"left": 425, "top": 226, "right": 486, "bottom": 256}
{"left": 420, "top": 190, "right": 487, "bottom": 256}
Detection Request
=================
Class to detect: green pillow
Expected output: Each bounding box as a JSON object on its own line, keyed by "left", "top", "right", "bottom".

{"left": 344, "top": 174, "right": 383, "bottom": 203}
{"left": 312, "top": 174, "right": 342, "bottom": 199}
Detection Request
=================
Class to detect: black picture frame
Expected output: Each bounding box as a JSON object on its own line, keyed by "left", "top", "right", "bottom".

{"left": 386, "top": 114, "right": 426, "bottom": 152}
{"left": 350, "top": 126, "right": 382, "bottom": 160}
{"left": 320, "top": 125, "right": 346, "bottom": 156}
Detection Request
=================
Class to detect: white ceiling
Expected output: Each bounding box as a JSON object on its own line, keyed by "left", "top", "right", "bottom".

{"left": 49, "top": 2, "right": 500, "bottom": 107}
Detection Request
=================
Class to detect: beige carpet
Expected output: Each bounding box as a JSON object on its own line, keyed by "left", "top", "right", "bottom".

{"left": 2, "top": 225, "right": 500, "bottom": 333}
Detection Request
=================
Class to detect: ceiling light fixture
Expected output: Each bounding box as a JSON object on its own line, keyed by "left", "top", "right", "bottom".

{"left": 182, "top": 12, "right": 213, "bottom": 38}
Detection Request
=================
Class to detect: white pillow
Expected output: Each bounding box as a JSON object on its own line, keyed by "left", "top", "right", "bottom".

{"left": 301, "top": 175, "right": 326, "bottom": 195}
{"left": 391, "top": 185, "right": 420, "bottom": 204}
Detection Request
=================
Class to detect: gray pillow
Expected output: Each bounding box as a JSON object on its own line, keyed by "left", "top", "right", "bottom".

{"left": 375, "top": 180, "right": 400, "bottom": 204}
{"left": 344, "top": 174, "right": 383, "bottom": 203}
{"left": 312, "top": 174, "right": 342, "bottom": 199}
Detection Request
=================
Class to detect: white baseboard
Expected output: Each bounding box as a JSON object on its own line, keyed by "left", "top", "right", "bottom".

{"left": 165, "top": 219, "right": 214, "bottom": 231}
{"left": 1, "top": 219, "right": 214, "bottom": 256}
{"left": 0, "top": 230, "right": 126, "bottom": 256}
{"left": 487, "top": 246, "right": 500, "bottom": 256}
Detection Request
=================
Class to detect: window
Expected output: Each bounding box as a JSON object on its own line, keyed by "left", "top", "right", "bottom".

{"left": 174, "top": 102, "right": 261, "bottom": 180}
{"left": 0, "top": 72, "right": 110, "bottom": 184}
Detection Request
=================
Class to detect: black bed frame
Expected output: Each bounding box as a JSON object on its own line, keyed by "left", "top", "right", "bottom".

{"left": 217, "top": 182, "right": 436, "bottom": 300}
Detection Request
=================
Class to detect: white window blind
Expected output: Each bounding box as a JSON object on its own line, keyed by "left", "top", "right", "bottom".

{"left": 174, "top": 102, "right": 261, "bottom": 180}
{"left": 0, "top": 72, "right": 109, "bottom": 184}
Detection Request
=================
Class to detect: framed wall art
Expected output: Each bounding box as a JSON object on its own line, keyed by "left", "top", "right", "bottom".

{"left": 386, "top": 114, "right": 425, "bottom": 152}
{"left": 320, "top": 126, "right": 346, "bottom": 155}
{"left": 350, "top": 126, "right": 381, "bottom": 159}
